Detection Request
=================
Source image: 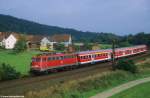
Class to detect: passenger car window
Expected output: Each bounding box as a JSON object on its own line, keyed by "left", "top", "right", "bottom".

{"left": 48, "top": 57, "right": 51, "bottom": 61}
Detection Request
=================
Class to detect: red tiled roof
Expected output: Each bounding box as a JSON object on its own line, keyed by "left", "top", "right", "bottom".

{"left": 51, "top": 34, "right": 71, "bottom": 42}
{"left": 26, "top": 35, "right": 43, "bottom": 43}
{"left": 0, "top": 32, "right": 11, "bottom": 41}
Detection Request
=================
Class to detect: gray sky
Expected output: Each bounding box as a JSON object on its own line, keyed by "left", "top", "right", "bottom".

{"left": 0, "top": 0, "right": 150, "bottom": 35}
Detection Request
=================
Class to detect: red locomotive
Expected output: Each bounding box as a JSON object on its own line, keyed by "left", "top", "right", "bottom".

{"left": 31, "top": 45, "right": 147, "bottom": 72}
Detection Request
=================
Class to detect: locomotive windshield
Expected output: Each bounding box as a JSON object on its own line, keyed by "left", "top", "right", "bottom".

{"left": 32, "top": 58, "right": 41, "bottom": 62}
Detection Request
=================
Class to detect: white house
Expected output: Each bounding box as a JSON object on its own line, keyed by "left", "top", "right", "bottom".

{"left": 0, "top": 38, "right": 3, "bottom": 46}
{"left": 52, "top": 34, "right": 72, "bottom": 47}
{"left": 40, "top": 34, "right": 72, "bottom": 51}
{"left": 0, "top": 32, "right": 10, "bottom": 47}
{"left": 4, "top": 34, "right": 17, "bottom": 49}
{"left": 40, "top": 37, "right": 54, "bottom": 51}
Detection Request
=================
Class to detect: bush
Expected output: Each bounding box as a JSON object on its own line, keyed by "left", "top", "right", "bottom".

{"left": 116, "top": 59, "right": 138, "bottom": 73}
{"left": 14, "top": 38, "right": 27, "bottom": 53}
{"left": 0, "top": 63, "right": 20, "bottom": 81}
{"left": 54, "top": 43, "right": 65, "bottom": 51}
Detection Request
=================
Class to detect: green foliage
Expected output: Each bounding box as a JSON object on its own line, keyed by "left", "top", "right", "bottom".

{"left": 74, "top": 45, "right": 81, "bottom": 52}
{"left": 54, "top": 43, "right": 65, "bottom": 51}
{"left": 120, "top": 32, "right": 150, "bottom": 47}
{"left": 118, "top": 41, "right": 132, "bottom": 47}
{"left": 116, "top": 59, "right": 138, "bottom": 73}
{"left": 99, "top": 44, "right": 112, "bottom": 49}
{"left": 131, "top": 32, "right": 150, "bottom": 46}
{"left": 14, "top": 38, "right": 27, "bottom": 53}
{"left": 0, "top": 63, "right": 20, "bottom": 81}
{"left": 82, "top": 43, "right": 92, "bottom": 50}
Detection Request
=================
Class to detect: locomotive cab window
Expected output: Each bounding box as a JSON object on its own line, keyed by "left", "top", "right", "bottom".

{"left": 36, "top": 58, "right": 41, "bottom": 62}
{"left": 32, "top": 58, "right": 36, "bottom": 62}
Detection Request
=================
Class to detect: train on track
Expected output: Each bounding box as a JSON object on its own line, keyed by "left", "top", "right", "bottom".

{"left": 31, "top": 45, "right": 147, "bottom": 73}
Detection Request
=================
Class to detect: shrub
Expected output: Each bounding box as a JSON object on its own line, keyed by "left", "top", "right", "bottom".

{"left": 116, "top": 59, "right": 138, "bottom": 73}
{"left": 0, "top": 63, "right": 20, "bottom": 81}
{"left": 14, "top": 38, "right": 27, "bottom": 53}
{"left": 54, "top": 43, "right": 65, "bottom": 51}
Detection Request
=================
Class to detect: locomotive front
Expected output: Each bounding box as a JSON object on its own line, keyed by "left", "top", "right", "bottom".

{"left": 30, "top": 56, "right": 43, "bottom": 72}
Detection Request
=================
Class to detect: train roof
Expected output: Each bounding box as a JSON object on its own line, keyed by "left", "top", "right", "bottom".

{"left": 32, "top": 45, "right": 146, "bottom": 57}
{"left": 77, "top": 45, "right": 146, "bottom": 55}
{"left": 33, "top": 52, "right": 76, "bottom": 58}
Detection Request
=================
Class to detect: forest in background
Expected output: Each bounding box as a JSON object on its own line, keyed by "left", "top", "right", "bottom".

{"left": 0, "top": 14, "right": 150, "bottom": 46}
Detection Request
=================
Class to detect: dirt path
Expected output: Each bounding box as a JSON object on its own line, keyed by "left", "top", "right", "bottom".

{"left": 90, "top": 77, "right": 150, "bottom": 98}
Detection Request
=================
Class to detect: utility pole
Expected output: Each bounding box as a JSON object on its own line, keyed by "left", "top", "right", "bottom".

{"left": 112, "top": 39, "right": 116, "bottom": 70}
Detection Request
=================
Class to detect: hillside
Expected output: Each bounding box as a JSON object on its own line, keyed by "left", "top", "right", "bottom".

{"left": 0, "top": 14, "right": 121, "bottom": 43}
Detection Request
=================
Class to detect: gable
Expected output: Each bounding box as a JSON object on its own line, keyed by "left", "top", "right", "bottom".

{"left": 5, "top": 34, "right": 17, "bottom": 42}
{"left": 41, "top": 37, "right": 51, "bottom": 43}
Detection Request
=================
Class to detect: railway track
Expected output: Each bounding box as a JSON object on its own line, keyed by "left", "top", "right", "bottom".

{"left": 0, "top": 52, "right": 149, "bottom": 95}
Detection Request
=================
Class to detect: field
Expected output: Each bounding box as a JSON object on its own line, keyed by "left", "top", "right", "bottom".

{"left": 0, "top": 50, "right": 40, "bottom": 75}
{"left": 99, "top": 44, "right": 112, "bottom": 49}
{"left": 110, "top": 82, "right": 150, "bottom": 98}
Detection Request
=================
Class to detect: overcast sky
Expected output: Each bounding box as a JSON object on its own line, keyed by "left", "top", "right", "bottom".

{"left": 0, "top": 0, "right": 150, "bottom": 35}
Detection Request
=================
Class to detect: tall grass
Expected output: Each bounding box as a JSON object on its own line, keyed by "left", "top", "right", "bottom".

{"left": 25, "top": 68, "right": 150, "bottom": 98}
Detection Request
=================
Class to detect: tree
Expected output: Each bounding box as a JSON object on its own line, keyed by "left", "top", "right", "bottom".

{"left": 54, "top": 43, "right": 65, "bottom": 51}
{"left": 116, "top": 59, "right": 138, "bottom": 73}
{"left": 0, "top": 63, "right": 20, "bottom": 81}
{"left": 82, "top": 43, "right": 92, "bottom": 51}
{"left": 14, "top": 36, "right": 27, "bottom": 53}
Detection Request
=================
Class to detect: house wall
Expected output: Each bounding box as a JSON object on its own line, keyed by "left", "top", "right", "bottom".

{"left": 0, "top": 42, "right": 2, "bottom": 46}
{"left": 5, "top": 34, "right": 17, "bottom": 49}
{"left": 61, "top": 36, "right": 72, "bottom": 47}
{"left": 40, "top": 37, "right": 54, "bottom": 51}
{"left": 40, "top": 37, "right": 50, "bottom": 46}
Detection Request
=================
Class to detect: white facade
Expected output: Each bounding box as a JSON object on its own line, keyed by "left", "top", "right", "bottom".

{"left": 61, "top": 36, "right": 72, "bottom": 47}
{"left": 40, "top": 37, "right": 51, "bottom": 47}
{"left": 40, "top": 37, "right": 56, "bottom": 50}
{"left": 4, "top": 34, "right": 17, "bottom": 49}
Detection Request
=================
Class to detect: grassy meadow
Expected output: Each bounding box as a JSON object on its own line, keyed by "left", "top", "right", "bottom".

{"left": 99, "top": 44, "right": 112, "bottom": 49}
{"left": 110, "top": 82, "right": 150, "bottom": 98}
{"left": 0, "top": 50, "right": 40, "bottom": 75}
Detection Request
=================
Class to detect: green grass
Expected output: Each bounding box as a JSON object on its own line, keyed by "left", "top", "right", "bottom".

{"left": 99, "top": 44, "right": 112, "bottom": 49}
{"left": 0, "top": 50, "right": 40, "bottom": 75}
{"left": 110, "top": 82, "right": 150, "bottom": 98}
